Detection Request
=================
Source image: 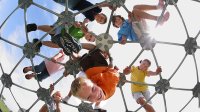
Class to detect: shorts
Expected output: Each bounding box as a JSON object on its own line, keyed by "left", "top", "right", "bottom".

{"left": 34, "top": 61, "right": 50, "bottom": 81}
{"left": 80, "top": 49, "right": 108, "bottom": 72}
{"left": 52, "top": 33, "right": 82, "bottom": 55}
{"left": 132, "top": 90, "right": 152, "bottom": 104}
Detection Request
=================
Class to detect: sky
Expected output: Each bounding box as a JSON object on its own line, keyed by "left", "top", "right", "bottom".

{"left": 0, "top": 0, "right": 200, "bottom": 112}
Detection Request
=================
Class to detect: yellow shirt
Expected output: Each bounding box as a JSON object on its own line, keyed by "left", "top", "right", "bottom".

{"left": 131, "top": 66, "right": 148, "bottom": 92}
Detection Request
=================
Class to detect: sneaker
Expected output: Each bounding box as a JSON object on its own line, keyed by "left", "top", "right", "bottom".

{"left": 159, "top": 11, "right": 170, "bottom": 25}
{"left": 62, "top": 33, "right": 81, "bottom": 53}
{"left": 32, "top": 38, "right": 42, "bottom": 52}
{"left": 23, "top": 66, "right": 32, "bottom": 73}
{"left": 26, "top": 23, "right": 37, "bottom": 33}
{"left": 157, "top": 0, "right": 164, "bottom": 9}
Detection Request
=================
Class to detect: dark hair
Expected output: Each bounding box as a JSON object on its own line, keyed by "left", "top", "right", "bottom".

{"left": 100, "top": 13, "right": 107, "bottom": 24}
{"left": 111, "top": 15, "right": 125, "bottom": 28}
{"left": 140, "top": 59, "right": 151, "bottom": 66}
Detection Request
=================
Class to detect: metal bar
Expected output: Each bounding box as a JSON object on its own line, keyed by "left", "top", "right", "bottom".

{"left": 0, "top": 3, "right": 23, "bottom": 29}
{"left": 174, "top": 3, "right": 189, "bottom": 38}
{"left": 0, "top": 63, "right": 4, "bottom": 73}
{"left": 9, "top": 88, "right": 23, "bottom": 111}
{"left": 162, "top": 92, "right": 167, "bottom": 112}
{"left": 113, "top": 40, "right": 139, "bottom": 44}
{"left": 192, "top": 53, "right": 199, "bottom": 83}
{"left": 151, "top": 49, "right": 162, "bottom": 79}
{"left": 64, "top": 0, "right": 69, "bottom": 14}
{"left": 53, "top": 75, "right": 65, "bottom": 86}
{"left": 179, "top": 96, "right": 194, "bottom": 112}
{"left": 168, "top": 53, "right": 187, "bottom": 81}
{"left": 156, "top": 41, "right": 184, "bottom": 47}
{"left": 129, "top": 49, "right": 144, "bottom": 67}
{"left": 9, "top": 54, "right": 26, "bottom": 76}
{"left": 13, "top": 83, "right": 36, "bottom": 93}
{"left": 0, "top": 37, "right": 24, "bottom": 50}
{"left": 27, "top": 98, "right": 40, "bottom": 111}
{"left": 36, "top": 53, "right": 65, "bottom": 66}
{"left": 195, "top": 30, "right": 200, "bottom": 40}
{"left": 61, "top": 101, "right": 79, "bottom": 108}
{"left": 192, "top": 0, "right": 200, "bottom": 3}
{"left": 167, "top": 86, "right": 192, "bottom": 91}
{"left": 119, "top": 86, "right": 128, "bottom": 111}
{"left": 125, "top": 80, "right": 156, "bottom": 87}
{"left": 23, "top": 6, "right": 30, "bottom": 43}
{"left": 32, "top": 2, "right": 63, "bottom": 18}
{"left": 105, "top": 10, "right": 115, "bottom": 34}
{"left": 0, "top": 85, "right": 5, "bottom": 99}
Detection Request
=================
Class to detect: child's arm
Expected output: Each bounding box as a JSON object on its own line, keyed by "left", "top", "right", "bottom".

{"left": 81, "top": 43, "right": 96, "bottom": 50}
{"left": 51, "top": 50, "right": 64, "bottom": 62}
{"left": 98, "top": 2, "right": 116, "bottom": 11}
{"left": 120, "top": 36, "right": 127, "bottom": 45}
{"left": 147, "top": 67, "right": 162, "bottom": 76}
{"left": 123, "top": 66, "right": 131, "bottom": 75}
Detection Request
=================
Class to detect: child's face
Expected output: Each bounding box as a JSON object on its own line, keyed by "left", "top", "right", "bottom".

{"left": 76, "top": 79, "right": 105, "bottom": 103}
{"left": 95, "top": 14, "right": 106, "bottom": 24}
{"left": 139, "top": 60, "right": 150, "bottom": 71}
{"left": 114, "top": 16, "right": 123, "bottom": 28}
{"left": 85, "top": 33, "right": 96, "bottom": 42}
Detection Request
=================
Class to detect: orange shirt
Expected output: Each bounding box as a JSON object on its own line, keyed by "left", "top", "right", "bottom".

{"left": 85, "top": 67, "right": 119, "bottom": 100}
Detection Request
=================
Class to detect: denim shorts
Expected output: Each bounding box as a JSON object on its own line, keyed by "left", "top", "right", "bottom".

{"left": 34, "top": 61, "right": 50, "bottom": 81}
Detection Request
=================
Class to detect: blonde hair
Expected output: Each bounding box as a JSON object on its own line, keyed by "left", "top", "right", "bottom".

{"left": 70, "top": 77, "right": 86, "bottom": 97}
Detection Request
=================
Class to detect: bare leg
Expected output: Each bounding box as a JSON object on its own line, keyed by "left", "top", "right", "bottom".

{"left": 42, "top": 41, "right": 60, "bottom": 48}
{"left": 137, "top": 97, "right": 155, "bottom": 112}
{"left": 133, "top": 0, "right": 164, "bottom": 11}
{"left": 132, "top": 9, "right": 158, "bottom": 21}
{"left": 37, "top": 25, "right": 55, "bottom": 35}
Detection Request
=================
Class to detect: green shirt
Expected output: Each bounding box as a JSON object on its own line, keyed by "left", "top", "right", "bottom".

{"left": 68, "top": 25, "right": 84, "bottom": 40}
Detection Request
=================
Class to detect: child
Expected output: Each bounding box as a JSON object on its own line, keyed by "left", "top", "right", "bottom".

{"left": 112, "top": 0, "right": 170, "bottom": 44}
{"left": 123, "top": 59, "right": 162, "bottom": 112}
{"left": 53, "top": 0, "right": 114, "bottom": 24}
{"left": 26, "top": 19, "right": 94, "bottom": 41}
{"left": 23, "top": 49, "right": 68, "bottom": 81}
{"left": 39, "top": 84, "right": 62, "bottom": 112}
{"left": 69, "top": 44, "right": 119, "bottom": 108}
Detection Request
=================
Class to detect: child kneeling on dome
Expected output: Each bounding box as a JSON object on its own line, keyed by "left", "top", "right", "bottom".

{"left": 123, "top": 59, "right": 162, "bottom": 112}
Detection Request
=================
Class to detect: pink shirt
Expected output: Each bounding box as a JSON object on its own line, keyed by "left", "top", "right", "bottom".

{"left": 45, "top": 50, "right": 67, "bottom": 75}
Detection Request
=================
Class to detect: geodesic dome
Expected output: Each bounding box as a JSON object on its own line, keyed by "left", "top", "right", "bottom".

{"left": 0, "top": 0, "right": 200, "bottom": 112}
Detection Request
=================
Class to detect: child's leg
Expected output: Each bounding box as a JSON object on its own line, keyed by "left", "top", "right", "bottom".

{"left": 37, "top": 25, "right": 55, "bottom": 35}
{"left": 132, "top": 92, "right": 155, "bottom": 112}
{"left": 133, "top": 0, "right": 164, "bottom": 11}
{"left": 42, "top": 41, "right": 60, "bottom": 48}
{"left": 132, "top": 9, "right": 158, "bottom": 21}
{"left": 137, "top": 97, "right": 155, "bottom": 112}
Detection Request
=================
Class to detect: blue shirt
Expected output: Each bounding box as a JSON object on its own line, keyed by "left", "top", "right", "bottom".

{"left": 118, "top": 20, "right": 138, "bottom": 42}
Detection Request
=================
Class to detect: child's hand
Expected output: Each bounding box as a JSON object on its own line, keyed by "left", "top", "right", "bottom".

{"left": 63, "top": 70, "right": 69, "bottom": 77}
{"left": 120, "top": 36, "right": 127, "bottom": 45}
{"left": 123, "top": 66, "right": 131, "bottom": 75}
{"left": 52, "top": 91, "right": 61, "bottom": 104}
{"left": 51, "top": 57, "right": 57, "bottom": 63}
{"left": 156, "top": 66, "right": 162, "bottom": 74}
